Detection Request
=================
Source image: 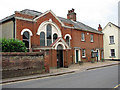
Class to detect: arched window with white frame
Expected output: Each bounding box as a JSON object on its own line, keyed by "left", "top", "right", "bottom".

{"left": 64, "top": 34, "right": 71, "bottom": 46}
{"left": 23, "top": 31, "right": 30, "bottom": 52}
{"left": 66, "top": 36, "right": 70, "bottom": 46}
{"left": 21, "top": 29, "right": 33, "bottom": 52}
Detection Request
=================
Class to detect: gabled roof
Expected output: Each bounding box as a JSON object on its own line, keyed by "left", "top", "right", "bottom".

{"left": 103, "top": 22, "right": 120, "bottom": 30}
{"left": 0, "top": 9, "right": 103, "bottom": 34}
{"left": 50, "top": 37, "right": 71, "bottom": 49}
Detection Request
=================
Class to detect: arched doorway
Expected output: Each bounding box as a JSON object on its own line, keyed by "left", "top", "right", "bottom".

{"left": 57, "top": 44, "right": 63, "bottom": 68}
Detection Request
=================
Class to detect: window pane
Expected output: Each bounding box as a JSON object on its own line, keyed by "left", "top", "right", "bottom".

{"left": 66, "top": 36, "right": 70, "bottom": 46}
{"left": 47, "top": 39, "right": 52, "bottom": 46}
{"left": 23, "top": 40, "right": 29, "bottom": 48}
{"left": 91, "top": 34, "right": 93, "bottom": 42}
{"left": 40, "top": 32, "right": 45, "bottom": 46}
{"left": 23, "top": 31, "right": 29, "bottom": 39}
{"left": 81, "top": 33, "right": 85, "bottom": 41}
{"left": 47, "top": 24, "right": 52, "bottom": 46}
{"left": 82, "top": 49, "right": 85, "bottom": 56}
{"left": 110, "top": 36, "right": 114, "bottom": 44}
{"left": 111, "top": 49, "right": 115, "bottom": 56}
{"left": 23, "top": 31, "right": 30, "bottom": 50}
{"left": 53, "top": 34, "right": 58, "bottom": 42}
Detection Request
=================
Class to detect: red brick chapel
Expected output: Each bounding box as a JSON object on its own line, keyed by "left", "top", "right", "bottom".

{"left": 1, "top": 8, "right": 103, "bottom": 68}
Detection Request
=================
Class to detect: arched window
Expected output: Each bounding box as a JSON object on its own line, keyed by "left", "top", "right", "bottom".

{"left": 57, "top": 44, "right": 63, "bottom": 50}
{"left": 40, "top": 32, "right": 45, "bottom": 46}
{"left": 23, "top": 31, "right": 30, "bottom": 51}
{"left": 47, "top": 24, "right": 52, "bottom": 46}
{"left": 66, "top": 36, "right": 70, "bottom": 46}
{"left": 53, "top": 33, "right": 58, "bottom": 42}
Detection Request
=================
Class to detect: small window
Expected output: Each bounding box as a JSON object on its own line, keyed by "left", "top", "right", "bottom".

{"left": 66, "top": 36, "right": 70, "bottom": 46}
{"left": 91, "top": 34, "right": 94, "bottom": 42}
{"left": 91, "top": 49, "right": 95, "bottom": 58}
{"left": 40, "top": 32, "right": 45, "bottom": 46}
{"left": 81, "top": 33, "right": 85, "bottom": 41}
{"left": 109, "top": 36, "right": 114, "bottom": 44}
{"left": 82, "top": 49, "right": 86, "bottom": 57}
{"left": 53, "top": 33, "right": 58, "bottom": 42}
{"left": 110, "top": 49, "right": 115, "bottom": 57}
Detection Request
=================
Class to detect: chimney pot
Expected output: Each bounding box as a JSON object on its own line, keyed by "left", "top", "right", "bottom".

{"left": 98, "top": 24, "right": 102, "bottom": 31}
{"left": 67, "top": 8, "right": 76, "bottom": 21}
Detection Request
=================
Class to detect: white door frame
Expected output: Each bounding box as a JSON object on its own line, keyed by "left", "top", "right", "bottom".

{"left": 75, "top": 49, "right": 81, "bottom": 63}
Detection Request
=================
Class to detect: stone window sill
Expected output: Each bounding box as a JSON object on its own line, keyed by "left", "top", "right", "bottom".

{"left": 109, "top": 43, "right": 115, "bottom": 45}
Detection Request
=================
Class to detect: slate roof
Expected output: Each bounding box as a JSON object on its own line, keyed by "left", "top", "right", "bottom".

{"left": 20, "top": 9, "right": 42, "bottom": 17}
{"left": 58, "top": 16, "right": 102, "bottom": 33}
{"left": 1, "top": 9, "right": 102, "bottom": 34}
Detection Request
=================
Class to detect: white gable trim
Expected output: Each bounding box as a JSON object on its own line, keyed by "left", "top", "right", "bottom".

{"left": 52, "top": 37, "right": 71, "bottom": 50}
{"left": 55, "top": 42, "right": 66, "bottom": 50}
{"left": 34, "top": 10, "right": 64, "bottom": 26}
{"left": 21, "top": 29, "right": 33, "bottom": 36}
{"left": 36, "top": 21, "right": 62, "bottom": 37}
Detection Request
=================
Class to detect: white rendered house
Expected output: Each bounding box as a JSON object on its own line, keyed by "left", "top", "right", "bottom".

{"left": 102, "top": 22, "right": 120, "bottom": 60}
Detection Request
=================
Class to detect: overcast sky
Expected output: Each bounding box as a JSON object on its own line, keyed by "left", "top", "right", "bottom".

{"left": 0, "top": 0, "right": 119, "bottom": 29}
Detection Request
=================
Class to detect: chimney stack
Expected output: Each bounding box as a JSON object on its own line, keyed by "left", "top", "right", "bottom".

{"left": 98, "top": 24, "right": 102, "bottom": 31}
{"left": 67, "top": 8, "right": 76, "bottom": 21}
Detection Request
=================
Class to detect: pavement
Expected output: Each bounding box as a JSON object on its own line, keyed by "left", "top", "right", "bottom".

{"left": 1, "top": 60, "right": 120, "bottom": 84}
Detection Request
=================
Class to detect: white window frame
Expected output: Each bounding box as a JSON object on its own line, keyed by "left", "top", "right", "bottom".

{"left": 21, "top": 29, "right": 33, "bottom": 51}
{"left": 64, "top": 34, "right": 72, "bottom": 46}
{"left": 91, "top": 34, "right": 94, "bottom": 42}
{"left": 82, "top": 49, "right": 86, "bottom": 58}
{"left": 81, "top": 33, "right": 85, "bottom": 41}
{"left": 110, "top": 49, "right": 115, "bottom": 57}
{"left": 109, "top": 36, "right": 114, "bottom": 44}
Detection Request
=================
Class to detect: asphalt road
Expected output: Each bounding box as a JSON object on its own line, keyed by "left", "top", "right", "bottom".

{"left": 2, "top": 65, "right": 119, "bottom": 88}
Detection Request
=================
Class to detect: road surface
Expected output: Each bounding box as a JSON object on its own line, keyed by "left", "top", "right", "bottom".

{"left": 2, "top": 65, "right": 119, "bottom": 88}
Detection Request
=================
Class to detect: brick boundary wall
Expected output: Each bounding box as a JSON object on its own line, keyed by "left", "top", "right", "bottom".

{"left": 1, "top": 52, "right": 49, "bottom": 79}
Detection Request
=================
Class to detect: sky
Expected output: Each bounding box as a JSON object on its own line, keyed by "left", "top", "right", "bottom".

{"left": 0, "top": 0, "right": 119, "bottom": 29}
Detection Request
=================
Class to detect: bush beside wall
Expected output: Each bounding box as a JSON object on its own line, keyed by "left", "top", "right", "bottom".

{"left": 0, "top": 38, "right": 27, "bottom": 52}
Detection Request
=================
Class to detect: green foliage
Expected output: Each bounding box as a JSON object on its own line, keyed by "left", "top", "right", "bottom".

{"left": 101, "top": 58, "right": 105, "bottom": 62}
{"left": 91, "top": 58, "right": 95, "bottom": 63}
{"left": 0, "top": 38, "right": 27, "bottom": 52}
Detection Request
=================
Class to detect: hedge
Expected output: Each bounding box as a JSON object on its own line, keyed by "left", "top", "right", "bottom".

{"left": 0, "top": 38, "right": 27, "bottom": 52}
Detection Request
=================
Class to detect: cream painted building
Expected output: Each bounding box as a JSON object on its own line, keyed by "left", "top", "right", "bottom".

{"left": 103, "top": 22, "right": 120, "bottom": 60}
{"left": 0, "top": 15, "right": 15, "bottom": 39}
